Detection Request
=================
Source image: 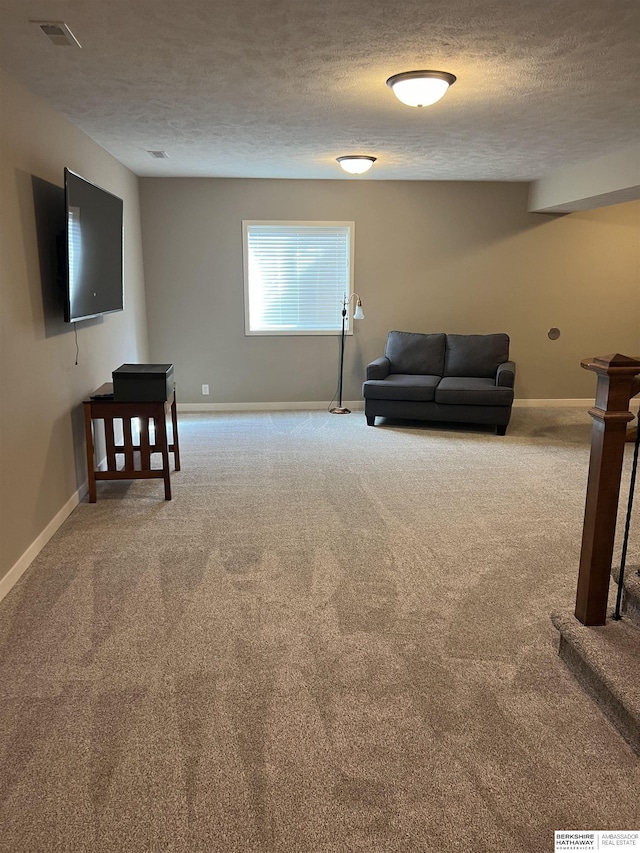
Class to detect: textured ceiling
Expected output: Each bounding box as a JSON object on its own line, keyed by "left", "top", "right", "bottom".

{"left": 1, "top": 0, "right": 639, "bottom": 180}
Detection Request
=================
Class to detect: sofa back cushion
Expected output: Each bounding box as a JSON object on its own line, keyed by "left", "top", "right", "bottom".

{"left": 385, "top": 331, "right": 446, "bottom": 375}
{"left": 444, "top": 334, "right": 510, "bottom": 378}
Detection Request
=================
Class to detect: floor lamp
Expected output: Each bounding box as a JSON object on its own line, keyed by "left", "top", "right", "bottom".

{"left": 330, "top": 293, "right": 364, "bottom": 414}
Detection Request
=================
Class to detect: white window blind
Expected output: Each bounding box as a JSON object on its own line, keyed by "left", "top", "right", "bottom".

{"left": 243, "top": 221, "right": 354, "bottom": 335}
{"left": 68, "top": 205, "right": 81, "bottom": 294}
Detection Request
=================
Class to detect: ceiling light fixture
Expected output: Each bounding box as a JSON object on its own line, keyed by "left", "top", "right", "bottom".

{"left": 386, "top": 70, "right": 456, "bottom": 107}
{"left": 336, "top": 156, "right": 376, "bottom": 175}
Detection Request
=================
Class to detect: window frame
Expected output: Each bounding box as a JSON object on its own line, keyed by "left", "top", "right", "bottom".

{"left": 242, "top": 220, "right": 355, "bottom": 336}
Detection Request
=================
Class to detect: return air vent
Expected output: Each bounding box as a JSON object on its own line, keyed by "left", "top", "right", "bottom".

{"left": 148, "top": 150, "right": 170, "bottom": 159}
{"left": 30, "top": 21, "right": 82, "bottom": 47}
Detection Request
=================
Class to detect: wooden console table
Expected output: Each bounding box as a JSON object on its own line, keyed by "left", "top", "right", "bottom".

{"left": 83, "top": 383, "right": 180, "bottom": 502}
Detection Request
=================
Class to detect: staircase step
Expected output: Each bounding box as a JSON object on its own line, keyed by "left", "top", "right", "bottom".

{"left": 551, "top": 609, "right": 640, "bottom": 756}
{"left": 611, "top": 563, "right": 640, "bottom": 627}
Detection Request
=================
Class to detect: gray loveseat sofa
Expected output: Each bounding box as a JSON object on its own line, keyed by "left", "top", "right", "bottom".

{"left": 362, "top": 331, "right": 516, "bottom": 434}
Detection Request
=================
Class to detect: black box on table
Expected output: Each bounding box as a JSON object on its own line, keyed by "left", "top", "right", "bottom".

{"left": 112, "top": 364, "right": 174, "bottom": 402}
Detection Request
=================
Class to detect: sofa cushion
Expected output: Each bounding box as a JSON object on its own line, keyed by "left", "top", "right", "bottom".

{"left": 385, "top": 331, "right": 446, "bottom": 375}
{"left": 363, "top": 374, "right": 440, "bottom": 402}
{"left": 435, "top": 377, "right": 514, "bottom": 406}
{"left": 444, "top": 334, "right": 510, "bottom": 378}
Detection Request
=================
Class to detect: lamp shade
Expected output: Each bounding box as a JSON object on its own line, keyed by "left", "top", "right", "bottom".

{"left": 386, "top": 70, "right": 456, "bottom": 107}
{"left": 353, "top": 300, "right": 364, "bottom": 319}
{"left": 336, "top": 155, "right": 376, "bottom": 174}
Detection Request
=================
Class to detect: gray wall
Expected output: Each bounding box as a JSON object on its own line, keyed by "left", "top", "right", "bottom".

{"left": 0, "top": 70, "right": 149, "bottom": 587}
{"left": 140, "top": 178, "right": 639, "bottom": 404}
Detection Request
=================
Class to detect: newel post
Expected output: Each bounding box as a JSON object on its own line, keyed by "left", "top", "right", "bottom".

{"left": 575, "top": 353, "right": 640, "bottom": 625}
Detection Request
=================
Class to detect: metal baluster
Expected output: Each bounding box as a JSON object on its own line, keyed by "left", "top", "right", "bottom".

{"left": 613, "top": 411, "right": 640, "bottom": 620}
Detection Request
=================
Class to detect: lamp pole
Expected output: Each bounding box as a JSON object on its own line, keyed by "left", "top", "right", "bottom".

{"left": 330, "top": 293, "right": 364, "bottom": 415}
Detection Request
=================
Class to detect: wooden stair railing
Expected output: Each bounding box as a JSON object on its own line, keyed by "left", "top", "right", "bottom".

{"left": 575, "top": 354, "right": 640, "bottom": 626}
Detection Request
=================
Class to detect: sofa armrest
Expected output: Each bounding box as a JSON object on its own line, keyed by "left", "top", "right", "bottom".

{"left": 366, "top": 356, "right": 391, "bottom": 380}
{"left": 496, "top": 360, "right": 516, "bottom": 388}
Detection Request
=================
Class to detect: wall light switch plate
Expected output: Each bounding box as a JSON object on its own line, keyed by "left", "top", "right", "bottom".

{"left": 202, "top": 384, "right": 210, "bottom": 395}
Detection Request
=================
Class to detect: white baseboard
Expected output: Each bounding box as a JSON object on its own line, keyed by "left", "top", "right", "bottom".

{"left": 512, "top": 399, "right": 592, "bottom": 408}
{"left": 179, "top": 399, "right": 590, "bottom": 413}
{"left": 178, "top": 400, "right": 365, "bottom": 413}
{"left": 0, "top": 484, "right": 87, "bottom": 604}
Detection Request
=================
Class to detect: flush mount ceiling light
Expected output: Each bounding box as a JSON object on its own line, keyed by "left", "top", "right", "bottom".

{"left": 386, "top": 70, "right": 456, "bottom": 107}
{"left": 336, "top": 156, "right": 376, "bottom": 175}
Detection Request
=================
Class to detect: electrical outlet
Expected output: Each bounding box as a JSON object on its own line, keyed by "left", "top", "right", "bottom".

{"left": 201, "top": 384, "right": 210, "bottom": 395}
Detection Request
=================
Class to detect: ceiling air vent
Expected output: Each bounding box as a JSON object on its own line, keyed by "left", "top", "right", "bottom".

{"left": 31, "top": 21, "right": 82, "bottom": 48}
{"left": 148, "top": 151, "right": 170, "bottom": 159}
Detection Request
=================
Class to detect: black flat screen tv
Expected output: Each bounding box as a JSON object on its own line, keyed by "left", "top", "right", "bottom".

{"left": 63, "top": 168, "right": 124, "bottom": 323}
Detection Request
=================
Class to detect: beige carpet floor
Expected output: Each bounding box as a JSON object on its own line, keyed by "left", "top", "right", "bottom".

{"left": 0, "top": 407, "right": 638, "bottom": 853}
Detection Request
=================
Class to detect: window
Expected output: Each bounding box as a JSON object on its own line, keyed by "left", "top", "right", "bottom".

{"left": 67, "top": 205, "right": 81, "bottom": 293}
{"left": 243, "top": 221, "right": 354, "bottom": 335}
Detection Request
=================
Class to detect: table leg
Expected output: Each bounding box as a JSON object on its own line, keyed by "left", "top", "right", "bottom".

{"left": 83, "top": 402, "right": 97, "bottom": 503}
{"left": 170, "top": 392, "right": 181, "bottom": 471}
{"left": 156, "top": 408, "right": 172, "bottom": 500}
